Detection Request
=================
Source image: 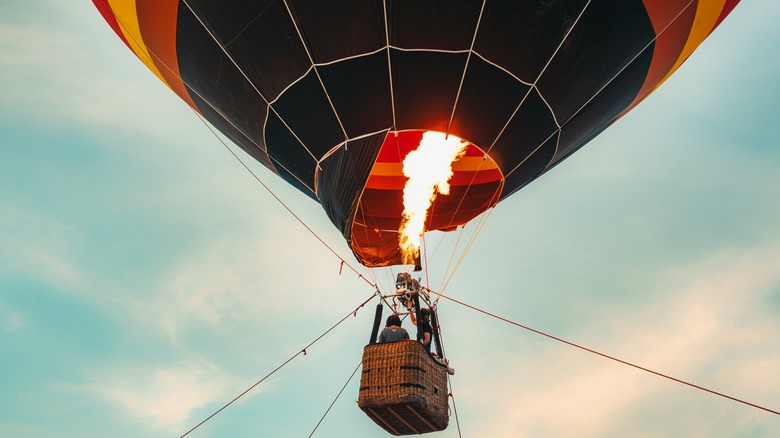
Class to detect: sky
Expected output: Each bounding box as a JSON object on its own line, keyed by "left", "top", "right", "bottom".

{"left": 1, "top": 1, "right": 779, "bottom": 437}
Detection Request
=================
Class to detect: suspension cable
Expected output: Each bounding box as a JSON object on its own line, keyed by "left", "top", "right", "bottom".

{"left": 308, "top": 361, "right": 363, "bottom": 437}
{"left": 439, "top": 226, "right": 466, "bottom": 293}
{"left": 192, "top": 111, "right": 377, "bottom": 289}
{"left": 448, "top": 374, "right": 463, "bottom": 438}
{"left": 180, "top": 292, "right": 379, "bottom": 437}
{"left": 425, "top": 287, "right": 780, "bottom": 417}
{"left": 440, "top": 206, "right": 495, "bottom": 292}
{"left": 437, "top": 205, "right": 495, "bottom": 294}
{"left": 95, "top": 0, "right": 377, "bottom": 291}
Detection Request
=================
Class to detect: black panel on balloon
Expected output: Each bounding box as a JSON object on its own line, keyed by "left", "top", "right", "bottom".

{"left": 287, "top": 0, "right": 385, "bottom": 63}
{"left": 190, "top": 91, "right": 274, "bottom": 170}
{"left": 537, "top": 0, "right": 655, "bottom": 123}
{"left": 212, "top": 54, "right": 269, "bottom": 147}
{"left": 551, "top": 46, "right": 653, "bottom": 166}
{"left": 500, "top": 134, "right": 558, "bottom": 201}
{"left": 391, "top": 49, "right": 467, "bottom": 132}
{"left": 177, "top": 6, "right": 269, "bottom": 161}
{"left": 318, "top": 132, "right": 387, "bottom": 237}
{"left": 184, "top": 0, "right": 274, "bottom": 44}
{"left": 265, "top": 111, "right": 317, "bottom": 194}
{"left": 387, "top": 0, "right": 482, "bottom": 50}
{"left": 489, "top": 88, "right": 558, "bottom": 175}
{"left": 319, "top": 51, "right": 392, "bottom": 138}
{"left": 272, "top": 70, "right": 345, "bottom": 160}
{"left": 475, "top": 0, "right": 588, "bottom": 83}
{"left": 274, "top": 160, "right": 318, "bottom": 201}
{"left": 185, "top": 0, "right": 312, "bottom": 101}
{"left": 177, "top": 6, "right": 222, "bottom": 102}
{"left": 450, "top": 56, "right": 530, "bottom": 150}
{"left": 579, "top": 0, "right": 655, "bottom": 79}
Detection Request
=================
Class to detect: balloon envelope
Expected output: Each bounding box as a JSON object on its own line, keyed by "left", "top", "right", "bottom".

{"left": 94, "top": 0, "right": 739, "bottom": 266}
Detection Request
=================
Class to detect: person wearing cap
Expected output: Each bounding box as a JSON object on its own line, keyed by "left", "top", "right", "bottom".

{"left": 417, "top": 308, "right": 433, "bottom": 353}
{"left": 377, "top": 314, "right": 410, "bottom": 343}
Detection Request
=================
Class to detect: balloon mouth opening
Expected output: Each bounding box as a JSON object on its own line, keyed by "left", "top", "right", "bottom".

{"left": 348, "top": 130, "right": 504, "bottom": 267}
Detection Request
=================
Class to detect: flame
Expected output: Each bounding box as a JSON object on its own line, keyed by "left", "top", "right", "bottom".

{"left": 399, "top": 131, "right": 468, "bottom": 264}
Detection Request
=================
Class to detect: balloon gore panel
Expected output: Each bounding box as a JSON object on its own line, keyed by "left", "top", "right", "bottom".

{"left": 95, "top": 0, "right": 741, "bottom": 266}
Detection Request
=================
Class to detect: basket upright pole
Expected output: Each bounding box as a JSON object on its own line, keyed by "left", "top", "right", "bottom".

{"left": 369, "top": 303, "right": 384, "bottom": 344}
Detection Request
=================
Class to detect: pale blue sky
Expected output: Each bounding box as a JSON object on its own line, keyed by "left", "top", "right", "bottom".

{"left": 2, "top": 1, "right": 779, "bottom": 437}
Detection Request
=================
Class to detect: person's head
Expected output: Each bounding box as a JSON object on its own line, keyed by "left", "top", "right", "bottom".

{"left": 386, "top": 314, "right": 402, "bottom": 327}
{"left": 420, "top": 308, "right": 431, "bottom": 320}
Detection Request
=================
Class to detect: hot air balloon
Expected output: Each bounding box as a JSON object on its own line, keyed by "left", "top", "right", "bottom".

{"left": 93, "top": 0, "right": 738, "bottom": 268}
{"left": 93, "top": 0, "right": 740, "bottom": 434}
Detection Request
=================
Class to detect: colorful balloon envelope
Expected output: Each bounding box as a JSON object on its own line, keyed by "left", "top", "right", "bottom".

{"left": 94, "top": 0, "right": 739, "bottom": 267}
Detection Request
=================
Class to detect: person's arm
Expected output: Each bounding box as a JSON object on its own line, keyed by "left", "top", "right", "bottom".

{"left": 421, "top": 332, "right": 431, "bottom": 346}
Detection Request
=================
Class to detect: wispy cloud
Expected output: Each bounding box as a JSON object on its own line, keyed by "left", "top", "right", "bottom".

{"left": 83, "top": 360, "right": 251, "bottom": 434}
{"left": 0, "top": 9, "right": 204, "bottom": 149}
{"left": 0, "top": 205, "right": 82, "bottom": 289}
{"left": 4, "top": 312, "right": 25, "bottom": 332}
{"left": 458, "top": 243, "right": 780, "bottom": 437}
{"left": 125, "top": 216, "right": 362, "bottom": 345}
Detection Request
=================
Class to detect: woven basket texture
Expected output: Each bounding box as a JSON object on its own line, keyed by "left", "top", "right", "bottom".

{"left": 358, "top": 340, "right": 448, "bottom": 435}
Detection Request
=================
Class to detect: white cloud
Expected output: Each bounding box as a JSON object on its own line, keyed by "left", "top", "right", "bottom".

{"left": 83, "top": 360, "right": 254, "bottom": 434}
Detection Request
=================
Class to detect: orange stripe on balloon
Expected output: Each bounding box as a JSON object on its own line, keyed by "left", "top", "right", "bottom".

{"left": 136, "top": 0, "right": 199, "bottom": 111}
{"left": 452, "top": 156, "right": 499, "bottom": 171}
{"left": 370, "top": 156, "right": 498, "bottom": 177}
{"left": 620, "top": 0, "right": 697, "bottom": 115}
{"left": 655, "top": 0, "right": 729, "bottom": 91}
{"left": 105, "top": 0, "right": 169, "bottom": 88}
{"left": 621, "top": 1, "right": 738, "bottom": 118}
{"left": 367, "top": 162, "right": 402, "bottom": 175}
{"left": 366, "top": 169, "right": 501, "bottom": 190}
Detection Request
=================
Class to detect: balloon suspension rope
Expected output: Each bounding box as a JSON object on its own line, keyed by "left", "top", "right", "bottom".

{"left": 179, "top": 292, "right": 379, "bottom": 437}
{"left": 425, "top": 287, "right": 780, "bottom": 417}
{"left": 193, "top": 111, "right": 377, "bottom": 289}
{"left": 94, "top": 0, "right": 379, "bottom": 293}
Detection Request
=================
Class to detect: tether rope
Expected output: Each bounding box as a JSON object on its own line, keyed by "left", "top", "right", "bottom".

{"left": 426, "top": 287, "right": 780, "bottom": 417}
{"left": 308, "top": 361, "right": 363, "bottom": 437}
{"left": 180, "top": 292, "right": 379, "bottom": 437}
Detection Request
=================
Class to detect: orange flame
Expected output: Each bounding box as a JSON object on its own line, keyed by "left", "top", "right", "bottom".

{"left": 399, "top": 131, "right": 468, "bottom": 264}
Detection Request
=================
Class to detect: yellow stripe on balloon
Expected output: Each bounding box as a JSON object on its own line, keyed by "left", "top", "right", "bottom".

{"left": 106, "top": 0, "right": 170, "bottom": 89}
{"left": 653, "top": 0, "right": 727, "bottom": 92}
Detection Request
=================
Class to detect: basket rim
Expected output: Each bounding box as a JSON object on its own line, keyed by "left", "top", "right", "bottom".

{"left": 363, "top": 339, "right": 448, "bottom": 369}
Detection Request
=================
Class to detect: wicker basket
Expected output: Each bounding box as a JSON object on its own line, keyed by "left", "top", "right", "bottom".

{"left": 358, "top": 340, "right": 449, "bottom": 435}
